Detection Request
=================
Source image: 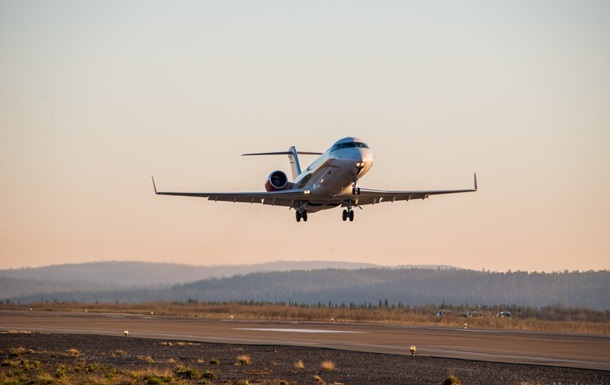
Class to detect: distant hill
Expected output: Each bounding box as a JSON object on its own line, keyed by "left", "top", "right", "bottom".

{"left": 0, "top": 260, "right": 401, "bottom": 287}
{"left": 0, "top": 276, "right": 121, "bottom": 299}
{"left": 0, "top": 261, "right": 453, "bottom": 304}
{"left": 3, "top": 267, "right": 609, "bottom": 309}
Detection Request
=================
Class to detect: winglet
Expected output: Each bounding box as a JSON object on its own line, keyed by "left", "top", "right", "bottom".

{"left": 474, "top": 173, "right": 478, "bottom": 191}
{"left": 151, "top": 176, "right": 158, "bottom": 194}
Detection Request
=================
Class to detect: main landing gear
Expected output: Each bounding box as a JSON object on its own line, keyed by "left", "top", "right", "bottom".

{"left": 342, "top": 208, "right": 354, "bottom": 222}
{"left": 295, "top": 209, "right": 308, "bottom": 222}
{"left": 342, "top": 199, "right": 356, "bottom": 222}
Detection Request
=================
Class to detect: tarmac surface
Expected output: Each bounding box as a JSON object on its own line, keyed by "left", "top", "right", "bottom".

{"left": 1, "top": 310, "right": 609, "bottom": 371}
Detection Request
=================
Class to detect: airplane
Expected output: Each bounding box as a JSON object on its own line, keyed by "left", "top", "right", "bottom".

{"left": 152, "top": 137, "right": 477, "bottom": 222}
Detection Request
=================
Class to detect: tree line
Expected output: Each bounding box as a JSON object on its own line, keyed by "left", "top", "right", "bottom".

{"left": 4, "top": 268, "right": 608, "bottom": 309}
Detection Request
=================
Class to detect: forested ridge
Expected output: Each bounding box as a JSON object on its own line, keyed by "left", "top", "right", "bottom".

{"left": 3, "top": 267, "right": 608, "bottom": 309}
{"left": 172, "top": 268, "right": 609, "bottom": 308}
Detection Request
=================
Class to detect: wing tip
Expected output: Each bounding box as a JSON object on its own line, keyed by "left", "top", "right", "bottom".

{"left": 474, "top": 172, "right": 478, "bottom": 191}
{"left": 151, "top": 175, "right": 158, "bottom": 194}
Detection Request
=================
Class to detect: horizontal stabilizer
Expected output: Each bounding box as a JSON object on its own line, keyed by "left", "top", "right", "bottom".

{"left": 243, "top": 148, "right": 322, "bottom": 179}
{"left": 242, "top": 151, "right": 322, "bottom": 156}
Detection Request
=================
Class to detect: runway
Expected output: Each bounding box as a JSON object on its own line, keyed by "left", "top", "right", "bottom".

{"left": 1, "top": 310, "right": 608, "bottom": 370}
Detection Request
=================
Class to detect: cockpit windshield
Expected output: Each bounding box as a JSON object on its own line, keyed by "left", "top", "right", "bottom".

{"left": 330, "top": 142, "right": 369, "bottom": 152}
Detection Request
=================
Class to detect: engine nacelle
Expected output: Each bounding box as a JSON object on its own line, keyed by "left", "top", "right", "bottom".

{"left": 265, "top": 170, "right": 293, "bottom": 192}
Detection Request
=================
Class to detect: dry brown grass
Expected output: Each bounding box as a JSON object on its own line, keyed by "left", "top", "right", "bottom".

{"left": 294, "top": 359, "right": 305, "bottom": 369}
{"left": 237, "top": 355, "right": 252, "bottom": 365}
{"left": 64, "top": 348, "right": 81, "bottom": 357}
{"left": 9, "top": 347, "right": 29, "bottom": 356}
{"left": 132, "top": 368, "right": 174, "bottom": 382}
{"left": 320, "top": 360, "right": 335, "bottom": 371}
{"left": 138, "top": 355, "right": 156, "bottom": 364}
{"left": 4, "top": 302, "right": 608, "bottom": 334}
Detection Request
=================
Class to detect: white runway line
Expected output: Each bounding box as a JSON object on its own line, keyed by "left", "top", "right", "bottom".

{"left": 234, "top": 328, "right": 366, "bottom": 334}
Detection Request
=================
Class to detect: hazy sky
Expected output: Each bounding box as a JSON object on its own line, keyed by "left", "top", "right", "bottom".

{"left": 1, "top": 1, "right": 609, "bottom": 272}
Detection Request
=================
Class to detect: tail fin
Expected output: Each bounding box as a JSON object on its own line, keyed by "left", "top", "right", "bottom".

{"left": 243, "top": 148, "right": 322, "bottom": 180}
{"left": 287, "top": 146, "right": 301, "bottom": 180}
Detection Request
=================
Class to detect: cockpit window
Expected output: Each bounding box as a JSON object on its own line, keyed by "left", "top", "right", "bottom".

{"left": 330, "top": 142, "right": 369, "bottom": 152}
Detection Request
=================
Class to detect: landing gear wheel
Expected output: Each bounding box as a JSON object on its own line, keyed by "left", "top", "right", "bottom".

{"left": 349, "top": 210, "right": 354, "bottom": 221}
{"left": 296, "top": 209, "right": 307, "bottom": 222}
{"left": 342, "top": 210, "right": 348, "bottom": 221}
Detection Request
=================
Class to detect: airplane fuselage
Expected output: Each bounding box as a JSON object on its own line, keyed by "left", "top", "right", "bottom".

{"left": 292, "top": 137, "right": 373, "bottom": 212}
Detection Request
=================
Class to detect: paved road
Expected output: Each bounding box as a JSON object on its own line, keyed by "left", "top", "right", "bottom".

{"left": 1, "top": 310, "right": 608, "bottom": 370}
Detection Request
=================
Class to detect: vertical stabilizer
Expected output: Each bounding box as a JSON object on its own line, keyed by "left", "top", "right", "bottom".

{"left": 287, "top": 146, "right": 301, "bottom": 180}
{"left": 242, "top": 148, "right": 321, "bottom": 180}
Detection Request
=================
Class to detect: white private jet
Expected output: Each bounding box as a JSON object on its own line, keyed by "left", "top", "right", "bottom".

{"left": 152, "top": 137, "right": 477, "bottom": 222}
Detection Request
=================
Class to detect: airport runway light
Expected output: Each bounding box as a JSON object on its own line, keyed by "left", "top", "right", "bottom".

{"left": 124, "top": 330, "right": 129, "bottom": 338}
{"left": 410, "top": 346, "right": 416, "bottom": 356}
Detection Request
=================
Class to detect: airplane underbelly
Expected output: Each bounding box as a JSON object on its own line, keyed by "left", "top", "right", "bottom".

{"left": 316, "top": 169, "right": 351, "bottom": 193}
{"left": 303, "top": 202, "right": 341, "bottom": 213}
{"left": 297, "top": 157, "right": 366, "bottom": 213}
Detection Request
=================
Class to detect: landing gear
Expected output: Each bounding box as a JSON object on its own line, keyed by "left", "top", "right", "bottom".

{"left": 352, "top": 177, "right": 361, "bottom": 196}
{"left": 295, "top": 209, "right": 308, "bottom": 222}
{"left": 342, "top": 209, "right": 354, "bottom": 222}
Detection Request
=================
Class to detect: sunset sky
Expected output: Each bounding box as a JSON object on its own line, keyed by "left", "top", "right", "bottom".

{"left": 1, "top": 1, "right": 609, "bottom": 272}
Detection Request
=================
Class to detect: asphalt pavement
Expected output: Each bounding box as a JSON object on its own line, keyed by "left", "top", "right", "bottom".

{"left": 1, "top": 310, "right": 608, "bottom": 370}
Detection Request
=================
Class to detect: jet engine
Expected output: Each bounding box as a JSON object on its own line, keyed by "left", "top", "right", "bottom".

{"left": 265, "top": 170, "right": 293, "bottom": 191}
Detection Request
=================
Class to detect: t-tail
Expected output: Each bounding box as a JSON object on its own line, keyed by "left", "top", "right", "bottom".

{"left": 242, "top": 147, "right": 322, "bottom": 180}
{"left": 287, "top": 146, "right": 301, "bottom": 179}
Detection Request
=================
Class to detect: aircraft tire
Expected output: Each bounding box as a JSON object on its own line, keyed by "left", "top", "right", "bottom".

{"left": 302, "top": 211, "right": 308, "bottom": 222}
{"left": 342, "top": 210, "right": 348, "bottom": 221}
{"left": 295, "top": 211, "right": 301, "bottom": 222}
{"left": 349, "top": 210, "right": 354, "bottom": 221}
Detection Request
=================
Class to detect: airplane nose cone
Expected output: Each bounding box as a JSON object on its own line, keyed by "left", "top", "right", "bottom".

{"left": 355, "top": 148, "right": 373, "bottom": 175}
{"left": 350, "top": 152, "right": 364, "bottom": 168}
{"left": 361, "top": 149, "right": 373, "bottom": 164}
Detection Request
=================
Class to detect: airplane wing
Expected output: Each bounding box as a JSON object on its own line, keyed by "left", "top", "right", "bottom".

{"left": 152, "top": 177, "right": 310, "bottom": 207}
{"left": 352, "top": 173, "right": 477, "bottom": 207}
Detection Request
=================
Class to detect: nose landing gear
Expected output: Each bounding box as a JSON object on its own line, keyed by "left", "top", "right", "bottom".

{"left": 352, "top": 176, "right": 361, "bottom": 196}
